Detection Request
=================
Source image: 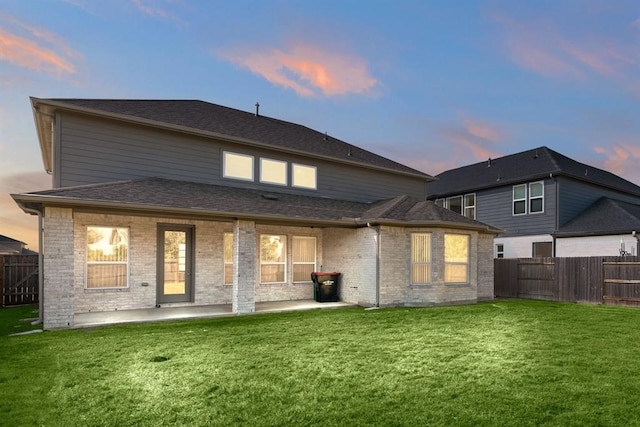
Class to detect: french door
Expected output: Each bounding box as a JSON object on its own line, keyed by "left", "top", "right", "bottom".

{"left": 157, "top": 225, "right": 194, "bottom": 304}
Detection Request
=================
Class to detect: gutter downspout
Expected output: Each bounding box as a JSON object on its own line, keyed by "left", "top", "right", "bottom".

{"left": 23, "top": 207, "right": 43, "bottom": 325}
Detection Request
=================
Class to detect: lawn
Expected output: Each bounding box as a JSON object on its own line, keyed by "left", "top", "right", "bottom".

{"left": 2, "top": 300, "right": 640, "bottom": 426}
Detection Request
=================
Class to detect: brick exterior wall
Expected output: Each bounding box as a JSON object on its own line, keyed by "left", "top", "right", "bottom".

{"left": 42, "top": 207, "right": 75, "bottom": 329}
{"left": 40, "top": 209, "right": 495, "bottom": 329}
{"left": 322, "top": 227, "right": 378, "bottom": 306}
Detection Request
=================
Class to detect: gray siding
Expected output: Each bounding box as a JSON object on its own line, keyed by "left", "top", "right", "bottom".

{"left": 55, "top": 113, "right": 426, "bottom": 203}
{"left": 476, "top": 178, "right": 557, "bottom": 237}
{"left": 558, "top": 178, "right": 640, "bottom": 226}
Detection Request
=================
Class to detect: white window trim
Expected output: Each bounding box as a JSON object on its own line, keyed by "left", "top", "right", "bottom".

{"left": 85, "top": 226, "right": 130, "bottom": 289}
{"left": 464, "top": 193, "right": 476, "bottom": 220}
{"left": 292, "top": 236, "right": 317, "bottom": 283}
{"left": 292, "top": 163, "right": 317, "bottom": 190}
{"left": 223, "top": 151, "right": 254, "bottom": 182}
{"left": 529, "top": 181, "right": 544, "bottom": 214}
{"left": 260, "top": 234, "right": 287, "bottom": 284}
{"left": 513, "top": 184, "right": 527, "bottom": 216}
{"left": 259, "top": 158, "right": 288, "bottom": 186}
{"left": 444, "top": 233, "right": 470, "bottom": 284}
{"left": 495, "top": 243, "right": 504, "bottom": 259}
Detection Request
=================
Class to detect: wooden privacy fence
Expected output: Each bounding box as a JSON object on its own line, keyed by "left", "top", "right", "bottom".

{"left": 1, "top": 255, "right": 39, "bottom": 306}
{"left": 495, "top": 256, "right": 640, "bottom": 305}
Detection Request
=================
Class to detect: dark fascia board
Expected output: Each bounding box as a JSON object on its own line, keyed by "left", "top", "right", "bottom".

{"left": 553, "top": 229, "right": 638, "bottom": 238}
{"left": 31, "top": 97, "right": 54, "bottom": 173}
{"left": 29, "top": 97, "right": 433, "bottom": 181}
{"left": 12, "top": 193, "right": 501, "bottom": 233}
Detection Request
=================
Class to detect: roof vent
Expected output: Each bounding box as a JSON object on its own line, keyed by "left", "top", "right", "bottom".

{"left": 255, "top": 102, "right": 260, "bottom": 117}
{"left": 487, "top": 158, "right": 492, "bottom": 167}
{"left": 324, "top": 132, "right": 328, "bottom": 141}
{"left": 534, "top": 149, "right": 539, "bottom": 159}
{"left": 261, "top": 194, "right": 278, "bottom": 201}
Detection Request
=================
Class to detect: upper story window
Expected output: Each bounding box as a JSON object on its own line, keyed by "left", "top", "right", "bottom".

{"left": 292, "top": 163, "right": 317, "bottom": 190}
{"left": 260, "top": 158, "right": 287, "bottom": 186}
{"left": 222, "top": 151, "right": 317, "bottom": 191}
{"left": 529, "top": 182, "right": 544, "bottom": 213}
{"left": 435, "top": 194, "right": 476, "bottom": 219}
{"left": 86, "top": 226, "right": 129, "bottom": 289}
{"left": 223, "top": 152, "right": 254, "bottom": 181}
{"left": 513, "top": 181, "right": 544, "bottom": 216}
{"left": 513, "top": 184, "right": 527, "bottom": 215}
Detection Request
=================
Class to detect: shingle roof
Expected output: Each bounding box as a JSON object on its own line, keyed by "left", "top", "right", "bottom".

{"left": 554, "top": 198, "right": 640, "bottom": 237}
{"left": 427, "top": 146, "right": 640, "bottom": 198}
{"left": 0, "top": 235, "right": 24, "bottom": 244}
{"left": 12, "top": 178, "right": 499, "bottom": 232}
{"left": 34, "top": 98, "right": 429, "bottom": 178}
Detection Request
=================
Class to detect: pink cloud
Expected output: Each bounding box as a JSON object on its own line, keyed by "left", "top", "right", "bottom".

{"left": 130, "top": 0, "right": 185, "bottom": 26}
{"left": 0, "top": 14, "right": 79, "bottom": 75}
{"left": 593, "top": 144, "right": 640, "bottom": 185}
{"left": 491, "top": 13, "right": 638, "bottom": 81}
{"left": 219, "top": 43, "right": 378, "bottom": 97}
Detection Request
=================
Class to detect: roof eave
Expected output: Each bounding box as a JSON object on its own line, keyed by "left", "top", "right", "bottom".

{"left": 357, "top": 217, "right": 503, "bottom": 234}
{"left": 11, "top": 193, "right": 359, "bottom": 227}
{"left": 31, "top": 97, "right": 53, "bottom": 174}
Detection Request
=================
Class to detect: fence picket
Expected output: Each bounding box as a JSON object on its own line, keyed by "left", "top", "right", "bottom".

{"left": 1, "top": 254, "right": 39, "bottom": 306}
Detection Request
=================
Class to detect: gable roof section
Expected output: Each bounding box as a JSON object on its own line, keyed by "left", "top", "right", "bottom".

{"left": 427, "top": 146, "right": 640, "bottom": 198}
{"left": 31, "top": 98, "right": 430, "bottom": 180}
{"left": 554, "top": 198, "right": 640, "bottom": 237}
{"left": 12, "top": 178, "right": 500, "bottom": 233}
{"left": 0, "top": 235, "right": 24, "bottom": 244}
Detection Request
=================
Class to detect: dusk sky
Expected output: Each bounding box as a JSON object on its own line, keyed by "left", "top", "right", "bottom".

{"left": 1, "top": 0, "right": 639, "bottom": 250}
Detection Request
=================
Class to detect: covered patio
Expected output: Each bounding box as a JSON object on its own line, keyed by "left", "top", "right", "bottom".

{"left": 73, "top": 300, "right": 354, "bottom": 328}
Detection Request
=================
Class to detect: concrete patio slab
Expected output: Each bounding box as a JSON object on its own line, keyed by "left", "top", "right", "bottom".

{"left": 73, "top": 300, "right": 354, "bottom": 328}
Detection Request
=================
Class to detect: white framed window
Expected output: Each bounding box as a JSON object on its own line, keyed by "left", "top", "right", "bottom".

{"left": 292, "top": 163, "right": 317, "bottom": 190}
{"left": 495, "top": 243, "right": 504, "bottom": 258}
{"left": 464, "top": 193, "right": 476, "bottom": 219}
{"left": 529, "top": 181, "right": 544, "bottom": 213}
{"left": 223, "top": 151, "right": 254, "bottom": 181}
{"left": 86, "top": 226, "right": 129, "bottom": 288}
{"left": 513, "top": 184, "right": 527, "bottom": 215}
{"left": 445, "top": 234, "right": 469, "bottom": 283}
{"left": 260, "top": 235, "right": 286, "bottom": 283}
{"left": 411, "top": 233, "right": 431, "bottom": 284}
{"left": 532, "top": 241, "right": 552, "bottom": 257}
{"left": 260, "top": 158, "right": 288, "bottom": 185}
{"left": 447, "top": 196, "right": 463, "bottom": 215}
{"left": 224, "top": 232, "right": 233, "bottom": 285}
{"left": 293, "top": 236, "right": 316, "bottom": 283}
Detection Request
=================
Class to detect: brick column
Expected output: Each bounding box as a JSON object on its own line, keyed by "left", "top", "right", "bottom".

{"left": 42, "top": 207, "right": 75, "bottom": 329}
{"left": 232, "top": 220, "right": 256, "bottom": 314}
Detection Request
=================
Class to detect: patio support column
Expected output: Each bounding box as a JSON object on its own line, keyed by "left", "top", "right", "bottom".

{"left": 232, "top": 219, "right": 256, "bottom": 314}
{"left": 42, "top": 207, "right": 75, "bottom": 329}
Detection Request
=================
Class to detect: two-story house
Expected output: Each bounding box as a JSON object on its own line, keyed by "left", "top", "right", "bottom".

{"left": 426, "top": 146, "right": 640, "bottom": 258}
{"left": 12, "top": 98, "right": 499, "bottom": 329}
{"left": 0, "top": 235, "right": 35, "bottom": 255}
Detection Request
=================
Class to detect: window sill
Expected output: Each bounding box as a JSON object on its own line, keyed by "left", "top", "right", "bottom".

{"left": 444, "top": 283, "right": 471, "bottom": 287}
{"left": 84, "top": 287, "right": 130, "bottom": 292}
{"left": 409, "top": 284, "right": 433, "bottom": 288}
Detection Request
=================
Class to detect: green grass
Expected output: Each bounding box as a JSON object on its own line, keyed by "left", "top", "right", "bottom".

{"left": 2, "top": 300, "right": 640, "bottom": 426}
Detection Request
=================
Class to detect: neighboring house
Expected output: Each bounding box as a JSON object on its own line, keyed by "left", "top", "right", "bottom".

{"left": 426, "top": 146, "right": 640, "bottom": 258}
{"left": 0, "top": 235, "right": 35, "bottom": 255}
{"left": 12, "top": 98, "right": 500, "bottom": 329}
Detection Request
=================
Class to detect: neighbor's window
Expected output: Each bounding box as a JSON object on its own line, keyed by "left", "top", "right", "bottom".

{"left": 435, "top": 199, "right": 445, "bottom": 208}
{"left": 223, "top": 151, "right": 254, "bottom": 181}
{"left": 529, "top": 182, "right": 544, "bottom": 213}
{"left": 292, "top": 163, "right": 317, "bottom": 189}
{"left": 513, "top": 184, "right": 527, "bottom": 215}
{"left": 464, "top": 193, "right": 476, "bottom": 219}
{"left": 293, "top": 236, "right": 316, "bottom": 282}
{"left": 86, "top": 226, "right": 129, "bottom": 288}
{"left": 260, "top": 235, "right": 287, "bottom": 283}
{"left": 447, "top": 196, "right": 463, "bottom": 215}
{"left": 445, "top": 234, "right": 469, "bottom": 283}
{"left": 495, "top": 243, "right": 504, "bottom": 259}
{"left": 260, "top": 158, "right": 288, "bottom": 185}
{"left": 411, "top": 233, "right": 432, "bottom": 284}
{"left": 532, "top": 241, "right": 552, "bottom": 257}
{"left": 224, "top": 232, "right": 233, "bottom": 285}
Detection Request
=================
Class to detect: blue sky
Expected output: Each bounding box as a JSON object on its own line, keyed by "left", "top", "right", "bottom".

{"left": 1, "top": 0, "right": 639, "bottom": 249}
